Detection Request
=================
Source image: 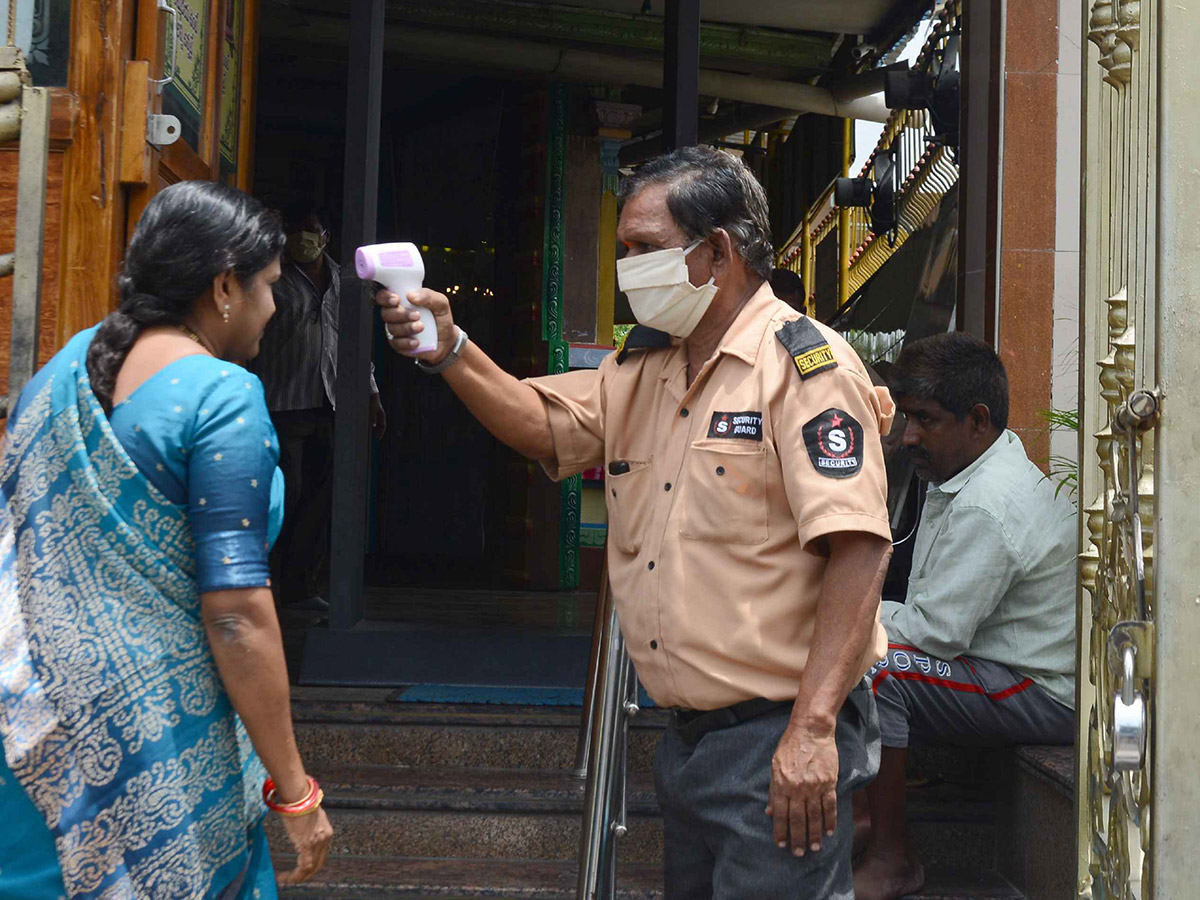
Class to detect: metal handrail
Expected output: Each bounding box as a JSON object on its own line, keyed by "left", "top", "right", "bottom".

{"left": 575, "top": 564, "right": 638, "bottom": 900}
{"left": 573, "top": 563, "right": 611, "bottom": 777}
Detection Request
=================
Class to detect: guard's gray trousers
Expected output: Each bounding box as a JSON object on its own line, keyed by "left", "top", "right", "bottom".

{"left": 870, "top": 643, "right": 1074, "bottom": 749}
{"left": 653, "top": 680, "right": 880, "bottom": 900}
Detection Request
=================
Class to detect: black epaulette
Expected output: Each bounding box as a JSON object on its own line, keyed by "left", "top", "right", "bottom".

{"left": 616, "top": 325, "right": 672, "bottom": 364}
{"left": 775, "top": 317, "right": 838, "bottom": 380}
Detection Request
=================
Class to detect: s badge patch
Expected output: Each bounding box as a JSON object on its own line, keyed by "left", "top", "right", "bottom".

{"left": 802, "top": 408, "right": 864, "bottom": 478}
{"left": 708, "top": 411, "right": 763, "bottom": 441}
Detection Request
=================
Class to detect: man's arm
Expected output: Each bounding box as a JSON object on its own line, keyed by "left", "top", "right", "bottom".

{"left": 881, "top": 504, "right": 1022, "bottom": 659}
{"left": 377, "top": 287, "right": 554, "bottom": 460}
{"left": 768, "top": 531, "right": 891, "bottom": 857}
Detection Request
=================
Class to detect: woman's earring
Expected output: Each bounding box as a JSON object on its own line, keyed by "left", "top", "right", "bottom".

{"left": 223, "top": 304, "right": 231, "bottom": 324}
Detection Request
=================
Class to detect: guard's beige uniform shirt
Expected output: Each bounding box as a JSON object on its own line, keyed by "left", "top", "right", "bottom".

{"left": 526, "top": 285, "right": 894, "bottom": 710}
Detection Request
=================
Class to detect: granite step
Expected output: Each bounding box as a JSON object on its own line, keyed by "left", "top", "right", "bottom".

{"left": 265, "top": 763, "right": 661, "bottom": 862}
{"left": 274, "top": 857, "right": 1025, "bottom": 900}
{"left": 290, "top": 689, "right": 665, "bottom": 773}
{"left": 286, "top": 692, "right": 1011, "bottom": 876}
{"left": 274, "top": 856, "right": 662, "bottom": 900}
{"left": 264, "top": 761, "right": 999, "bottom": 870}
{"left": 300, "top": 763, "right": 660, "bottom": 815}
{"left": 265, "top": 804, "right": 664, "bottom": 864}
{"left": 998, "top": 745, "right": 1076, "bottom": 900}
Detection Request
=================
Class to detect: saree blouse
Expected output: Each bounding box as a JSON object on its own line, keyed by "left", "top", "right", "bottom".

{"left": 109, "top": 354, "right": 285, "bottom": 592}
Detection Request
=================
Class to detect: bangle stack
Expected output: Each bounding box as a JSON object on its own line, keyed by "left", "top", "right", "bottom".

{"left": 262, "top": 776, "right": 324, "bottom": 817}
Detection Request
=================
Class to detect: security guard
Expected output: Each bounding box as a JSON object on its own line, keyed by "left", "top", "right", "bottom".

{"left": 378, "top": 146, "right": 894, "bottom": 899}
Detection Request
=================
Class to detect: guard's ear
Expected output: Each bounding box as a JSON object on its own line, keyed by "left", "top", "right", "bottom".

{"left": 707, "top": 228, "right": 735, "bottom": 280}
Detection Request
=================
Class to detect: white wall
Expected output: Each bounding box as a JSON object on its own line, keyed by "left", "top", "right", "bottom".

{"left": 1051, "top": 0, "right": 1083, "bottom": 464}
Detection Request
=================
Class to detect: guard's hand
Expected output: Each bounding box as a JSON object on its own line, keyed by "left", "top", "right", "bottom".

{"left": 376, "top": 288, "right": 457, "bottom": 364}
{"left": 370, "top": 392, "right": 387, "bottom": 439}
{"left": 276, "top": 807, "right": 333, "bottom": 886}
{"left": 766, "top": 723, "right": 839, "bottom": 856}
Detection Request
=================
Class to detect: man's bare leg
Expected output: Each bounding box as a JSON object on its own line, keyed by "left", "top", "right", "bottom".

{"left": 853, "top": 747, "right": 925, "bottom": 900}
{"left": 852, "top": 789, "right": 872, "bottom": 858}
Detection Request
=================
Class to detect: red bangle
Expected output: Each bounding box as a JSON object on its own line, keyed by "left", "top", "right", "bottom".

{"left": 263, "top": 776, "right": 324, "bottom": 816}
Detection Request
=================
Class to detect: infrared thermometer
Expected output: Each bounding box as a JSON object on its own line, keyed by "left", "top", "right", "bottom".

{"left": 355, "top": 242, "right": 438, "bottom": 354}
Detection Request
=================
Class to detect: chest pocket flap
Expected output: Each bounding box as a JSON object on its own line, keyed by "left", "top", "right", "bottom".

{"left": 679, "top": 440, "right": 768, "bottom": 545}
{"left": 607, "top": 459, "right": 653, "bottom": 554}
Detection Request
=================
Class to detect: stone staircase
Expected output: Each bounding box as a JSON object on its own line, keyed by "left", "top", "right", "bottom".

{"left": 275, "top": 687, "right": 1074, "bottom": 899}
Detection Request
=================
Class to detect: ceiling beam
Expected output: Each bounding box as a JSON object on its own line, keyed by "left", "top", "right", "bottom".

{"left": 282, "top": 0, "right": 836, "bottom": 71}
{"left": 265, "top": 12, "right": 892, "bottom": 121}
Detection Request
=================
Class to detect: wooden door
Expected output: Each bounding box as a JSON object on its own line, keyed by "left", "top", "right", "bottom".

{"left": 124, "top": 0, "right": 259, "bottom": 231}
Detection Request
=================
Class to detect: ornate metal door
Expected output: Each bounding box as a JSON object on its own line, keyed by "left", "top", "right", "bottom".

{"left": 1076, "top": 2, "right": 1200, "bottom": 897}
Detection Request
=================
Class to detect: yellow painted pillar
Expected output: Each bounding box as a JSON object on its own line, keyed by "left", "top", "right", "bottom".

{"left": 837, "top": 117, "right": 853, "bottom": 309}
{"left": 597, "top": 174, "right": 618, "bottom": 347}
{"left": 595, "top": 101, "right": 639, "bottom": 346}
{"left": 801, "top": 210, "right": 814, "bottom": 318}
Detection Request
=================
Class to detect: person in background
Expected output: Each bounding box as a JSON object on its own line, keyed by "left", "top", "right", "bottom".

{"left": 853, "top": 332, "right": 1077, "bottom": 900}
{"left": 248, "top": 198, "right": 386, "bottom": 611}
{"left": 769, "top": 266, "right": 806, "bottom": 312}
{"left": 0, "top": 181, "right": 331, "bottom": 898}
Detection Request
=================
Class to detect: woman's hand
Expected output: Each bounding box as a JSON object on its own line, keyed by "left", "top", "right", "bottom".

{"left": 376, "top": 288, "right": 457, "bottom": 364}
{"left": 276, "top": 808, "right": 334, "bottom": 886}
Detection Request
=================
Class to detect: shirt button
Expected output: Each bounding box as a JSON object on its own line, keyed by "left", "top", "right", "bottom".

{"left": 716, "top": 466, "right": 725, "bottom": 476}
{"left": 648, "top": 561, "right": 655, "bottom": 570}
{"left": 680, "top": 408, "right": 689, "bottom": 418}
{"left": 650, "top": 640, "right": 659, "bottom": 650}
{"left": 664, "top": 482, "right": 672, "bottom": 491}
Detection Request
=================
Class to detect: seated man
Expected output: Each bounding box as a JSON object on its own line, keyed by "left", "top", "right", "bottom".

{"left": 854, "top": 332, "right": 1076, "bottom": 900}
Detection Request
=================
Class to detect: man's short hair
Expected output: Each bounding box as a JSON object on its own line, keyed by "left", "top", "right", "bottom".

{"left": 282, "top": 196, "right": 328, "bottom": 233}
{"left": 769, "top": 267, "right": 804, "bottom": 306}
{"left": 893, "top": 332, "right": 1010, "bottom": 432}
{"left": 617, "top": 146, "right": 775, "bottom": 280}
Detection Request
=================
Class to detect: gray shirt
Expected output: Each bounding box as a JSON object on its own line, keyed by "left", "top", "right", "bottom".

{"left": 248, "top": 255, "right": 376, "bottom": 413}
{"left": 881, "top": 430, "right": 1077, "bottom": 708}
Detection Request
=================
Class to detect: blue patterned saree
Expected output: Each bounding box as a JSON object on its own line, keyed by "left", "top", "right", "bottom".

{"left": 0, "top": 329, "right": 281, "bottom": 899}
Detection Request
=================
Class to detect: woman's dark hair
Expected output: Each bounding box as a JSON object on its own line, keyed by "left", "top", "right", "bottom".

{"left": 617, "top": 145, "right": 775, "bottom": 280}
{"left": 86, "top": 181, "right": 284, "bottom": 413}
{"left": 893, "top": 332, "right": 1010, "bottom": 432}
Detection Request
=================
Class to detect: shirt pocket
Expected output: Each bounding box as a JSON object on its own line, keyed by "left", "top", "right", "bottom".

{"left": 679, "top": 440, "right": 768, "bottom": 545}
{"left": 607, "top": 459, "right": 653, "bottom": 555}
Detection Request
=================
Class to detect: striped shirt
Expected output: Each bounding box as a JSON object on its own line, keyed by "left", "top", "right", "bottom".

{"left": 248, "top": 255, "right": 376, "bottom": 412}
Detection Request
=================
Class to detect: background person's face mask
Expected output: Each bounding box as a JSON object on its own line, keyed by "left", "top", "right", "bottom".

{"left": 286, "top": 230, "right": 325, "bottom": 264}
{"left": 616, "top": 239, "right": 717, "bottom": 338}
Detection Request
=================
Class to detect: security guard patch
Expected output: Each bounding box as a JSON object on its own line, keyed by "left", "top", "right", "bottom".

{"left": 708, "top": 411, "right": 763, "bottom": 440}
{"left": 774, "top": 317, "right": 838, "bottom": 380}
{"left": 803, "top": 408, "right": 863, "bottom": 478}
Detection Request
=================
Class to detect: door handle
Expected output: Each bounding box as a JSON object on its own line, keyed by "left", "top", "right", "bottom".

{"left": 150, "top": 0, "right": 178, "bottom": 94}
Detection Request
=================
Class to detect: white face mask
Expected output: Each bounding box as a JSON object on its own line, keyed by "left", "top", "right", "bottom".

{"left": 616, "top": 239, "right": 717, "bottom": 338}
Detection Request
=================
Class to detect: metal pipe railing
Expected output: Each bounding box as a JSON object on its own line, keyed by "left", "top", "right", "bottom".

{"left": 575, "top": 568, "right": 638, "bottom": 900}
{"left": 573, "top": 563, "right": 611, "bottom": 777}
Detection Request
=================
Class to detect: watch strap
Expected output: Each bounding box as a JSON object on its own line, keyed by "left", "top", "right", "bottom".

{"left": 414, "top": 327, "right": 468, "bottom": 375}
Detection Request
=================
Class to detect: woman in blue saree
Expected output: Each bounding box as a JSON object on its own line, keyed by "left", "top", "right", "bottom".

{"left": 0, "top": 182, "right": 333, "bottom": 898}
